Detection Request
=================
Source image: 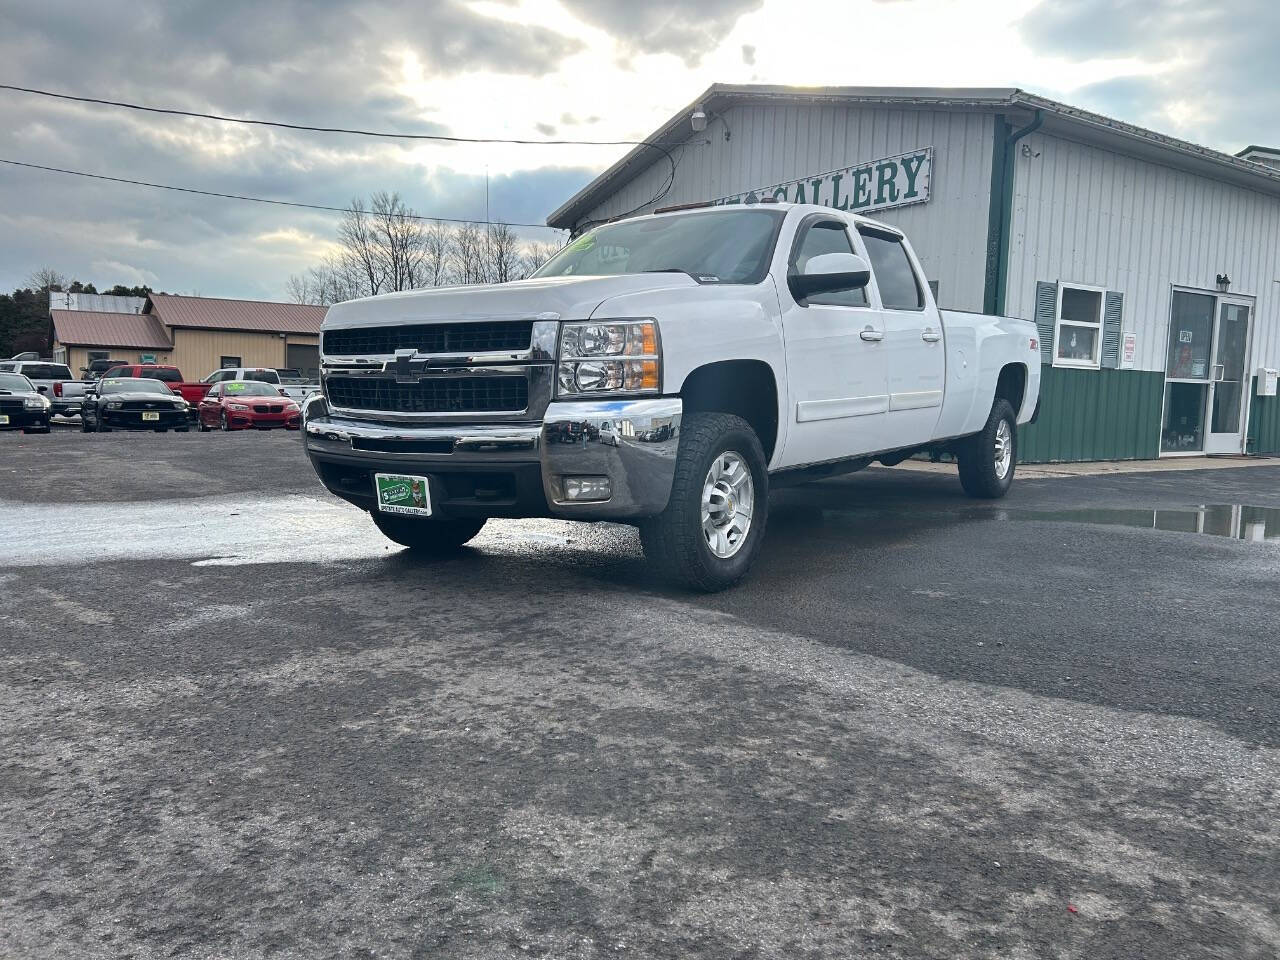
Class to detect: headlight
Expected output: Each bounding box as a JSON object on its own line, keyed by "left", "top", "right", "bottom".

{"left": 557, "top": 320, "right": 660, "bottom": 396}
{"left": 24, "top": 396, "right": 50, "bottom": 409}
{"left": 228, "top": 403, "right": 250, "bottom": 412}
{"left": 106, "top": 400, "right": 122, "bottom": 410}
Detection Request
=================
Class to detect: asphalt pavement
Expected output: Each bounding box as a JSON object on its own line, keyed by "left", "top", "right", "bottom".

{"left": 1, "top": 429, "right": 1278, "bottom": 959}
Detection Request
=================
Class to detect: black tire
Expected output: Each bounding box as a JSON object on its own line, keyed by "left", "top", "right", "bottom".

{"left": 24, "top": 426, "right": 52, "bottom": 434}
{"left": 81, "top": 418, "right": 95, "bottom": 433}
{"left": 956, "top": 398, "right": 1017, "bottom": 499}
{"left": 638, "top": 412, "right": 769, "bottom": 592}
{"left": 199, "top": 417, "right": 211, "bottom": 432}
{"left": 220, "top": 411, "right": 232, "bottom": 431}
{"left": 371, "top": 513, "right": 486, "bottom": 554}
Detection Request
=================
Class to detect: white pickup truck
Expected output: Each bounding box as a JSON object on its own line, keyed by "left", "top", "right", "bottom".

{"left": 303, "top": 201, "right": 1041, "bottom": 590}
{"left": 0, "top": 360, "right": 90, "bottom": 416}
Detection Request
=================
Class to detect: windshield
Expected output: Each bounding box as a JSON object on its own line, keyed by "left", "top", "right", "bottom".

{"left": 99, "top": 378, "right": 173, "bottom": 395}
{"left": 532, "top": 209, "right": 785, "bottom": 284}
{"left": 0, "top": 373, "right": 35, "bottom": 392}
{"left": 223, "top": 381, "right": 282, "bottom": 397}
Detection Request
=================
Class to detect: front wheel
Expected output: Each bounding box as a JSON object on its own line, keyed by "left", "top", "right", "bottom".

{"left": 956, "top": 398, "right": 1017, "bottom": 499}
{"left": 371, "top": 513, "right": 486, "bottom": 554}
{"left": 639, "top": 412, "right": 769, "bottom": 592}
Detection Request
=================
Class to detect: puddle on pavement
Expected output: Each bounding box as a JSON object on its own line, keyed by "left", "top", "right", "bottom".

{"left": 0, "top": 495, "right": 576, "bottom": 567}
{"left": 1009, "top": 504, "right": 1280, "bottom": 543}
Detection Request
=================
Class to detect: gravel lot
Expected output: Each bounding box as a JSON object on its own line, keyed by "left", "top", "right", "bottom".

{"left": 2, "top": 429, "right": 1278, "bottom": 959}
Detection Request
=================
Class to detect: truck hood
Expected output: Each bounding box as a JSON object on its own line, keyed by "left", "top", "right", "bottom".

{"left": 322, "top": 274, "right": 700, "bottom": 329}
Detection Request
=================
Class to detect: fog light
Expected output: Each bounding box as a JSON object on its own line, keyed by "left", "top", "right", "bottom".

{"left": 562, "top": 475, "right": 612, "bottom": 502}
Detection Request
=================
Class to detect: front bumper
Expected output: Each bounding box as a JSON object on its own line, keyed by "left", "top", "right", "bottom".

{"left": 0, "top": 408, "right": 51, "bottom": 429}
{"left": 225, "top": 410, "right": 301, "bottom": 430}
{"left": 101, "top": 409, "right": 189, "bottom": 429}
{"left": 303, "top": 396, "right": 682, "bottom": 520}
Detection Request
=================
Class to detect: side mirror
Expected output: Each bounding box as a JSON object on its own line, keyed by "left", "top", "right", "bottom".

{"left": 788, "top": 252, "right": 871, "bottom": 302}
{"left": 37, "top": 385, "right": 48, "bottom": 393}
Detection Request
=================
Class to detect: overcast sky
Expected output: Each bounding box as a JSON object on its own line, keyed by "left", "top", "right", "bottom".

{"left": 1, "top": 0, "right": 1274, "bottom": 300}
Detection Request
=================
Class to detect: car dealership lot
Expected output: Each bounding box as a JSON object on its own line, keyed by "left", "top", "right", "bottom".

{"left": 1, "top": 431, "right": 1278, "bottom": 959}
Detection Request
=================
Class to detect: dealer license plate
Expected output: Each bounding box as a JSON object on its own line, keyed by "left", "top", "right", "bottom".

{"left": 0, "top": 415, "right": 8, "bottom": 425}
{"left": 142, "top": 411, "right": 160, "bottom": 421}
{"left": 375, "top": 473, "right": 432, "bottom": 516}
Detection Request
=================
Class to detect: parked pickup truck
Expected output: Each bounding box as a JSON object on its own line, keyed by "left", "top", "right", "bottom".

{"left": 102, "top": 364, "right": 207, "bottom": 415}
{"left": 302, "top": 201, "right": 1041, "bottom": 590}
{"left": 202, "top": 367, "right": 316, "bottom": 403}
{"left": 0, "top": 360, "right": 90, "bottom": 416}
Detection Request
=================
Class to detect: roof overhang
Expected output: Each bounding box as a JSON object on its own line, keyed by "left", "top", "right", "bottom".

{"left": 547, "top": 84, "right": 1280, "bottom": 230}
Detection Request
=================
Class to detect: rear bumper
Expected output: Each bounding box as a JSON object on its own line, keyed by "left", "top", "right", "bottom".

{"left": 303, "top": 396, "right": 682, "bottom": 520}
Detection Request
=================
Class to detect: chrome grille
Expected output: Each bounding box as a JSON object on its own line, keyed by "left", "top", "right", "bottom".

{"left": 325, "top": 375, "right": 529, "bottom": 414}
{"left": 323, "top": 321, "right": 533, "bottom": 357}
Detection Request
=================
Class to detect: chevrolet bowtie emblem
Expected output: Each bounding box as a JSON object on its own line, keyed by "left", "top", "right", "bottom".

{"left": 391, "top": 349, "right": 430, "bottom": 383}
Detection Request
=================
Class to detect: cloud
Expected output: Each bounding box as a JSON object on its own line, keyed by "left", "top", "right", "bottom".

{"left": 1017, "top": 0, "right": 1280, "bottom": 148}
{"left": 558, "top": 0, "right": 764, "bottom": 64}
{"left": 741, "top": 44, "right": 757, "bottom": 66}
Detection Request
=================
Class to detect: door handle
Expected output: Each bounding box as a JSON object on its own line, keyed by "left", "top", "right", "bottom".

{"left": 922, "top": 328, "right": 941, "bottom": 343}
{"left": 860, "top": 326, "right": 884, "bottom": 342}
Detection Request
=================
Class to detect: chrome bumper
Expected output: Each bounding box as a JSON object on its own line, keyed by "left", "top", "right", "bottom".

{"left": 302, "top": 395, "right": 682, "bottom": 520}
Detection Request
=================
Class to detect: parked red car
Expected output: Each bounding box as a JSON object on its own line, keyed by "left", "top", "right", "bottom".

{"left": 102, "top": 364, "right": 210, "bottom": 411}
{"left": 197, "top": 380, "right": 301, "bottom": 431}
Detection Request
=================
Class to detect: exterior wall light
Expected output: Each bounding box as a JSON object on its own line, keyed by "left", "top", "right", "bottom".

{"left": 690, "top": 105, "right": 708, "bottom": 132}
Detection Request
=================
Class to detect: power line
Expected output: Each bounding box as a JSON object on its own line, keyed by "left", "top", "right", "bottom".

{"left": 1, "top": 82, "right": 665, "bottom": 150}
{"left": 0, "top": 80, "right": 680, "bottom": 227}
{"left": 0, "top": 157, "right": 558, "bottom": 229}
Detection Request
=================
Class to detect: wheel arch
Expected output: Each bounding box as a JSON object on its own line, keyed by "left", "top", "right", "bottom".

{"left": 677, "top": 359, "right": 780, "bottom": 462}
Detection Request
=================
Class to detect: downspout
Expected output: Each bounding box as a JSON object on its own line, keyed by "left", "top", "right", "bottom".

{"left": 988, "top": 109, "right": 1043, "bottom": 316}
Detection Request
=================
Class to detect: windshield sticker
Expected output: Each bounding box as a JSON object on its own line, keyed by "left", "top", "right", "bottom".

{"left": 226, "top": 382, "right": 247, "bottom": 392}
{"left": 568, "top": 233, "right": 596, "bottom": 253}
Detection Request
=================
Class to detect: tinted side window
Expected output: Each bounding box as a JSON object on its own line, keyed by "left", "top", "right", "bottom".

{"left": 859, "top": 231, "right": 923, "bottom": 310}
{"left": 104, "top": 367, "right": 131, "bottom": 379}
{"left": 147, "top": 368, "right": 182, "bottom": 383}
{"left": 792, "top": 221, "right": 868, "bottom": 307}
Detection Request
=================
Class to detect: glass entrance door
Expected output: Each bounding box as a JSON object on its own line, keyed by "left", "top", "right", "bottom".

{"left": 1204, "top": 300, "right": 1251, "bottom": 454}
{"left": 1161, "top": 292, "right": 1253, "bottom": 455}
{"left": 1161, "top": 291, "right": 1214, "bottom": 453}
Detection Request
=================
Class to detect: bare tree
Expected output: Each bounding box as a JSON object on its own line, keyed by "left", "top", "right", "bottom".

{"left": 27, "top": 266, "right": 67, "bottom": 292}
{"left": 368, "top": 191, "right": 428, "bottom": 291}
{"left": 287, "top": 254, "right": 364, "bottom": 306}
{"left": 422, "top": 221, "right": 453, "bottom": 287}
{"left": 337, "top": 198, "right": 385, "bottom": 297}
{"left": 450, "top": 223, "right": 486, "bottom": 285}
{"left": 523, "top": 240, "right": 562, "bottom": 276}
{"left": 483, "top": 223, "right": 525, "bottom": 284}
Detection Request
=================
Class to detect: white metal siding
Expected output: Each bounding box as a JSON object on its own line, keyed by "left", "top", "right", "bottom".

{"left": 578, "top": 104, "right": 995, "bottom": 312}
{"left": 1006, "top": 131, "right": 1280, "bottom": 374}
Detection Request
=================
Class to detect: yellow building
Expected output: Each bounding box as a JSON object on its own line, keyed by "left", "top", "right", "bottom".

{"left": 52, "top": 293, "right": 326, "bottom": 381}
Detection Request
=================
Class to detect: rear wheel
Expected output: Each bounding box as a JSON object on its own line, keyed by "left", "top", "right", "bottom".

{"left": 639, "top": 412, "right": 769, "bottom": 592}
{"left": 956, "top": 398, "right": 1017, "bottom": 499}
{"left": 371, "top": 513, "right": 487, "bottom": 554}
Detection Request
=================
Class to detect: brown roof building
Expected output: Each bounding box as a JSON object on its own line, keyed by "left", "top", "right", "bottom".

{"left": 52, "top": 294, "right": 326, "bottom": 380}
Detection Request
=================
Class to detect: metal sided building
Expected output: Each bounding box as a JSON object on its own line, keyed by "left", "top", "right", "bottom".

{"left": 547, "top": 85, "right": 1280, "bottom": 462}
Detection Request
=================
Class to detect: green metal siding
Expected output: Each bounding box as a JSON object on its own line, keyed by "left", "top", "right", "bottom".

{"left": 1247, "top": 379, "right": 1280, "bottom": 454}
{"left": 1020, "top": 366, "right": 1165, "bottom": 463}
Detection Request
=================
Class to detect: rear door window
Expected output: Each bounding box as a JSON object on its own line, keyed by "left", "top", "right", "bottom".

{"left": 145, "top": 368, "right": 182, "bottom": 383}
{"left": 858, "top": 229, "right": 924, "bottom": 311}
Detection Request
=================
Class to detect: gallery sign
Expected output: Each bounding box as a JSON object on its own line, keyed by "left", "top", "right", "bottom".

{"left": 711, "top": 146, "right": 932, "bottom": 214}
